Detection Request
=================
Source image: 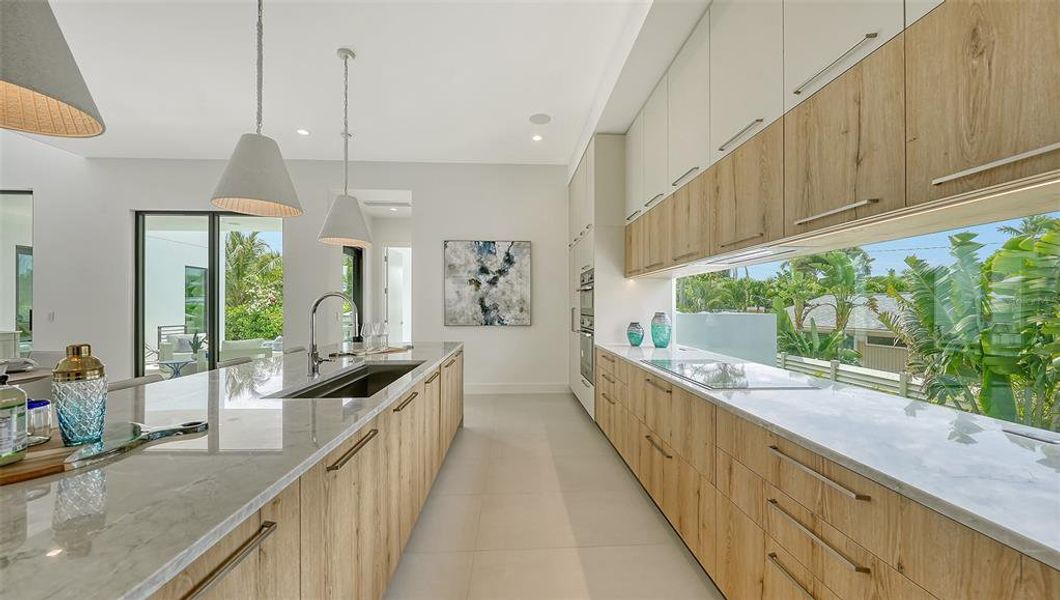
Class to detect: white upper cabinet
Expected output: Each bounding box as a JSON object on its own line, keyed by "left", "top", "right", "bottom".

{"left": 568, "top": 154, "right": 589, "bottom": 245}
{"left": 642, "top": 76, "right": 670, "bottom": 210}
{"left": 905, "top": 0, "right": 944, "bottom": 26}
{"left": 709, "top": 0, "right": 783, "bottom": 163}
{"left": 624, "top": 112, "right": 645, "bottom": 223}
{"left": 667, "top": 13, "right": 710, "bottom": 191}
{"left": 783, "top": 0, "right": 903, "bottom": 110}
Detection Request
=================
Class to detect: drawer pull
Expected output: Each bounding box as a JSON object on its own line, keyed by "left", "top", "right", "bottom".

{"left": 185, "top": 521, "right": 278, "bottom": 600}
{"left": 768, "top": 445, "right": 871, "bottom": 501}
{"left": 327, "top": 429, "right": 379, "bottom": 471}
{"left": 643, "top": 193, "right": 664, "bottom": 207}
{"left": 673, "top": 250, "right": 700, "bottom": 261}
{"left": 602, "top": 392, "right": 616, "bottom": 405}
{"left": 719, "top": 231, "right": 764, "bottom": 248}
{"left": 792, "top": 198, "right": 879, "bottom": 226}
{"left": 718, "top": 118, "right": 765, "bottom": 152}
{"left": 444, "top": 357, "right": 457, "bottom": 367}
{"left": 626, "top": 209, "right": 642, "bottom": 221}
{"left": 601, "top": 354, "right": 615, "bottom": 363}
{"left": 931, "top": 141, "right": 1060, "bottom": 186}
{"left": 793, "top": 32, "right": 879, "bottom": 96}
{"left": 768, "top": 499, "right": 871, "bottom": 574}
{"left": 645, "top": 435, "right": 673, "bottom": 459}
{"left": 671, "top": 166, "right": 700, "bottom": 187}
{"left": 393, "top": 391, "right": 419, "bottom": 413}
{"left": 767, "top": 552, "right": 816, "bottom": 600}
{"left": 581, "top": 378, "right": 592, "bottom": 388}
{"left": 426, "top": 372, "right": 441, "bottom": 384}
{"left": 644, "top": 378, "right": 672, "bottom": 394}
{"left": 601, "top": 373, "right": 615, "bottom": 383}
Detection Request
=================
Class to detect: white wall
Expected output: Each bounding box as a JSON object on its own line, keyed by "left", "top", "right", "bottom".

{"left": 0, "top": 193, "right": 32, "bottom": 332}
{"left": 1, "top": 132, "right": 569, "bottom": 390}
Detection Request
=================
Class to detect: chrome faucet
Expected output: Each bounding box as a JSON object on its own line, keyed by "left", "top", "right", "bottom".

{"left": 308, "top": 291, "right": 355, "bottom": 378}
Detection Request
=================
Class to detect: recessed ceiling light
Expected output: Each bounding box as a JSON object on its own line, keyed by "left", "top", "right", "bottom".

{"left": 529, "top": 113, "right": 552, "bottom": 125}
{"left": 531, "top": 134, "right": 543, "bottom": 142}
{"left": 389, "top": 207, "right": 398, "bottom": 212}
{"left": 295, "top": 128, "right": 310, "bottom": 136}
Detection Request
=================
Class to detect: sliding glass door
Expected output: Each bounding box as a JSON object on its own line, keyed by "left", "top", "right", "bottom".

{"left": 136, "top": 213, "right": 283, "bottom": 377}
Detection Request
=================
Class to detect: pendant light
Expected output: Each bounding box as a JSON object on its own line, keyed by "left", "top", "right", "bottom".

{"left": 0, "top": 0, "right": 104, "bottom": 137}
{"left": 318, "top": 48, "right": 372, "bottom": 248}
{"left": 211, "top": 0, "right": 302, "bottom": 217}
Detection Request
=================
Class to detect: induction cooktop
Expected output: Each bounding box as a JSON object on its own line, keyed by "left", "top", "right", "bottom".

{"left": 644, "top": 359, "right": 818, "bottom": 390}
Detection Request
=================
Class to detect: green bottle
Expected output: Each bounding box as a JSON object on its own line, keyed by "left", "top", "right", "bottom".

{"left": 0, "top": 373, "right": 28, "bottom": 465}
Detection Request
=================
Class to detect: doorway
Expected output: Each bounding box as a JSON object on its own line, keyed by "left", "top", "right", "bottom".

{"left": 384, "top": 247, "right": 412, "bottom": 344}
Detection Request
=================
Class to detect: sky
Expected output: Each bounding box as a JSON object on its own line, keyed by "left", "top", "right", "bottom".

{"left": 742, "top": 211, "right": 1059, "bottom": 281}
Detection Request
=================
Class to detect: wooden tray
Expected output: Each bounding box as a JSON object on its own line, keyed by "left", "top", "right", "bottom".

{"left": 0, "top": 430, "right": 77, "bottom": 486}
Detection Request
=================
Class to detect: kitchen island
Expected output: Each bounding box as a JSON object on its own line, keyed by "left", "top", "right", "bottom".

{"left": 595, "top": 343, "right": 1060, "bottom": 600}
{"left": 0, "top": 342, "right": 464, "bottom": 600}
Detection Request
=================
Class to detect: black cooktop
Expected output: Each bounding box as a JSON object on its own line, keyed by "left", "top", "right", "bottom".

{"left": 644, "top": 359, "right": 818, "bottom": 390}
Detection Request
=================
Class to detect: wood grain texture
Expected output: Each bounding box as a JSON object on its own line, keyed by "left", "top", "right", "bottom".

{"left": 711, "top": 120, "right": 785, "bottom": 253}
{"left": 150, "top": 513, "right": 262, "bottom": 600}
{"left": 644, "top": 201, "right": 673, "bottom": 273}
{"left": 1018, "top": 555, "right": 1060, "bottom": 600}
{"left": 696, "top": 476, "right": 718, "bottom": 575}
{"left": 764, "top": 538, "right": 840, "bottom": 600}
{"left": 906, "top": 0, "right": 1060, "bottom": 205}
{"left": 784, "top": 34, "right": 906, "bottom": 236}
{"left": 669, "top": 170, "right": 712, "bottom": 265}
{"left": 669, "top": 385, "right": 715, "bottom": 482}
{"left": 257, "top": 480, "right": 300, "bottom": 600}
{"left": 715, "top": 489, "right": 766, "bottom": 600}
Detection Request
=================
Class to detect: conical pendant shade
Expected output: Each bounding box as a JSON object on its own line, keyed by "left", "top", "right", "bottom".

{"left": 319, "top": 194, "right": 372, "bottom": 247}
{"left": 0, "top": 0, "right": 104, "bottom": 137}
{"left": 211, "top": 133, "right": 303, "bottom": 217}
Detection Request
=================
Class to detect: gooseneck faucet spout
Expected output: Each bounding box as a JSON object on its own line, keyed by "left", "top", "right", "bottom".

{"left": 309, "top": 291, "right": 355, "bottom": 378}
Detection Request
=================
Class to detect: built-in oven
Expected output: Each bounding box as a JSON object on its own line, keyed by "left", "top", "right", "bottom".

{"left": 579, "top": 327, "right": 594, "bottom": 383}
{"left": 579, "top": 268, "right": 594, "bottom": 318}
{"left": 577, "top": 268, "right": 594, "bottom": 382}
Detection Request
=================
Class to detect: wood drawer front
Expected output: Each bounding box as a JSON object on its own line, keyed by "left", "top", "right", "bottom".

{"left": 1019, "top": 556, "right": 1060, "bottom": 600}
{"left": 629, "top": 367, "right": 648, "bottom": 422}
{"left": 715, "top": 489, "right": 767, "bottom": 600}
{"left": 717, "top": 410, "right": 900, "bottom": 564}
{"left": 897, "top": 497, "right": 1024, "bottom": 600}
{"left": 906, "top": 0, "right": 1060, "bottom": 206}
{"left": 597, "top": 349, "right": 616, "bottom": 377}
{"left": 152, "top": 513, "right": 264, "bottom": 600}
{"left": 662, "top": 446, "right": 701, "bottom": 551}
{"left": 764, "top": 538, "right": 841, "bottom": 600}
{"left": 641, "top": 373, "right": 673, "bottom": 443}
{"left": 613, "top": 354, "right": 632, "bottom": 385}
{"left": 696, "top": 476, "right": 718, "bottom": 574}
{"left": 669, "top": 385, "right": 715, "bottom": 482}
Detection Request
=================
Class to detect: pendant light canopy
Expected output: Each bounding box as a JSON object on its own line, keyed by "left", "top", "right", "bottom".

{"left": 211, "top": 0, "right": 302, "bottom": 218}
{"left": 319, "top": 48, "right": 372, "bottom": 248}
{"left": 0, "top": 0, "right": 105, "bottom": 137}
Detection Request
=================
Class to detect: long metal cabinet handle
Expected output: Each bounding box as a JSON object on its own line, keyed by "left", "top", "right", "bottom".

{"left": 625, "top": 209, "right": 642, "bottom": 221}
{"left": 393, "top": 392, "right": 419, "bottom": 413}
{"left": 793, "top": 198, "right": 879, "bottom": 226}
{"left": 671, "top": 166, "right": 699, "bottom": 187}
{"left": 766, "top": 553, "right": 816, "bottom": 600}
{"left": 767, "top": 499, "right": 871, "bottom": 573}
{"left": 602, "top": 392, "right": 616, "bottom": 405}
{"left": 327, "top": 429, "right": 379, "bottom": 471}
{"left": 600, "top": 354, "right": 615, "bottom": 363}
{"left": 643, "top": 193, "right": 664, "bottom": 207}
{"left": 718, "top": 118, "right": 765, "bottom": 152}
{"left": 601, "top": 373, "right": 615, "bottom": 383}
{"left": 768, "top": 445, "right": 871, "bottom": 501}
{"left": 793, "top": 32, "right": 879, "bottom": 96}
{"left": 444, "top": 357, "right": 457, "bottom": 368}
{"left": 426, "top": 372, "right": 441, "bottom": 384}
{"left": 645, "top": 435, "right": 673, "bottom": 459}
{"left": 644, "top": 378, "right": 671, "bottom": 394}
{"left": 719, "top": 231, "right": 764, "bottom": 248}
{"left": 931, "top": 141, "right": 1060, "bottom": 186}
{"left": 184, "top": 521, "right": 278, "bottom": 600}
{"left": 673, "top": 250, "right": 700, "bottom": 261}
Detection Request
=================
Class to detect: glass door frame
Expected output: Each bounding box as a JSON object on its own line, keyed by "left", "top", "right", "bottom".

{"left": 134, "top": 211, "right": 222, "bottom": 377}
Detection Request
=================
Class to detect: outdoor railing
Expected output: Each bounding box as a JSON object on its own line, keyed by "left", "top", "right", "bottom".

{"left": 776, "top": 352, "right": 928, "bottom": 401}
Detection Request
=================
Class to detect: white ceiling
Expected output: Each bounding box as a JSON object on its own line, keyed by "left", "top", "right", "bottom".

{"left": 354, "top": 188, "right": 412, "bottom": 219}
{"left": 30, "top": 0, "right": 648, "bottom": 165}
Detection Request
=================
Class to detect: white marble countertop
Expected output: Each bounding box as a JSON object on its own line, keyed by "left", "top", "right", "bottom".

{"left": 600, "top": 343, "right": 1060, "bottom": 571}
{"left": 0, "top": 342, "right": 463, "bottom": 600}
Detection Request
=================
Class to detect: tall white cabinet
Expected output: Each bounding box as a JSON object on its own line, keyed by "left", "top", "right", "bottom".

{"left": 667, "top": 14, "right": 710, "bottom": 190}
{"left": 641, "top": 78, "right": 670, "bottom": 210}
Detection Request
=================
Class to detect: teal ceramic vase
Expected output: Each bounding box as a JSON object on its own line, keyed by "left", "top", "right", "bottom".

{"left": 626, "top": 322, "right": 644, "bottom": 347}
{"left": 650, "top": 312, "right": 672, "bottom": 348}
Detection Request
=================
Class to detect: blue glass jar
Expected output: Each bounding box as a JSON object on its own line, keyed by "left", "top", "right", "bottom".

{"left": 627, "top": 322, "right": 645, "bottom": 347}
{"left": 52, "top": 344, "right": 107, "bottom": 446}
{"left": 651, "top": 312, "right": 672, "bottom": 349}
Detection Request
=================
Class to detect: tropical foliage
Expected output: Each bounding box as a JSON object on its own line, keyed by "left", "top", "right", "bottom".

{"left": 224, "top": 231, "right": 284, "bottom": 341}
{"left": 774, "top": 299, "right": 862, "bottom": 364}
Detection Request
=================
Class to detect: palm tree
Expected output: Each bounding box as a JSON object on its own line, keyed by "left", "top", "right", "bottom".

{"left": 998, "top": 214, "right": 1059, "bottom": 238}
{"left": 774, "top": 299, "right": 861, "bottom": 364}
{"left": 795, "top": 250, "right": 876, "bottom": 332}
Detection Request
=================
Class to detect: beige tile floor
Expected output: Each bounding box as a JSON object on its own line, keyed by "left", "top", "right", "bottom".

{"left": 385, "top": 393, "right": 725, "bottom": 600}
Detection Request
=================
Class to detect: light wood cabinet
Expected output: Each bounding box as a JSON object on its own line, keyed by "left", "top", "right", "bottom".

{"left": 763, "top": 538, "right": 840, "bottom": 600}
{"left": 392, "top": 383, "right": 425, "bottom": 549}
{"left": 423, "top": 369, "right": 442, "bottom": 489}
{"left": 642, "top": 373, "right": 672, "bottom": 443}
{"left": 669, "top": 170, "right": 712, "bottom": 265}
{"left": 258, "top": 481, "right": 302, "bottom": 600}
{"left": 667, "top": 13, "right": 710, "bottom": 190}
{"left": 643, "top": 201, "right": 672, "bottom": 273}
{"left": 784, "top": 34, "right": 906, "bottom": 236}
{"left": 905, "top": 0, "right": 1060, "bottom": 205}
{"left": 668, "top": 384, "right": 714, "bottom": 482}
{"left": 906, "top": 0, "right": 944, "bottom": 26}
{"left": 710, "top": 120, "right": 784, "bottom": 253}
{"left": 1020, "top": 556, "right": 1060, "bottom": 600}
{"left": 715, "top": 490, "right": 766, "bottom": 600}
{"left": 709, "top": 0, "right": 783, "bottom": 164}
{"left": 696, "top": 476, "right": 718, "bottom": 574}
{"left": 642, "top": 77, "right": 670, "bottom": 209}
{"left": 661, "top": 446, "right": 700, "bottom": 551}
{"left": 441, "top": 352, "right": 463, "bottom": 450}
{"left": 625, "top": 111, "right": 645, "bottom": 224}
{"left": 624, "top": 216, "right": 652, "bottom": 277}
{"left": 783, "top": 0, "right": 903, "bottom": 110}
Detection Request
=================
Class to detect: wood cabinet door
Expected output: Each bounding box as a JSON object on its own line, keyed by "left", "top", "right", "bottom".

{"left": 669, "top": 170, "right": 711, "bottom": 265}
{"left": 257, "top": 481, "right": 301, "bottom": 600}
{"left": 709, "top": 0, "right": 784, "bottom": 164}
{"left": 643, "top": 76, "right": 670, "bottom": 207}
{"left": 151, "top": 513, "right": 263, "bottom": 600}
{"left": 394, "top": 384, "right": 425, "bottom": 548}
{"left": 667, "top": 13, "right": 710, "bottom": 188}
{"left": 624, "top": 222, "right": 638, "bottom": 277}
{"left": 784, "top": 35, "right": 905, "bottom": 236}
{"left": 763, "top": 538, "right": 840, "bottom": 600}
{"left": 643, "top": 201, "right": 672, "bottom": 273}
{"left": 643, "top": 375, "right": 672, "bottom": 443}
{"left": 906, "top": 0, "right": 1060, "bottom": 205}
{"left": 625, "top": 111, "right": 645, "bottom": 223}
{"left": 424, "top": 369, "right": 442, "bottom": 487}
{"left": 783, "top": 0, "right": 903, "bottom": 110}
{"left": 669, "top": 385, "right": 715, "bottom": 482}
{"left": 354, "top": 418, "right": 387, "bottom": 600}
{"left": 661, "top": 449, "right": 701, "bottom": 551}
{"left": 441, "top": 354, "right": 461, "bottom": 447}
{"left": 696, "top": 477, "right": 718, "bottom": 574}
{"left": 711, "top": 120, "right": 784, "bottom": 253}
{"left": 715, "top": 490, "right": 765, "bottom": 600}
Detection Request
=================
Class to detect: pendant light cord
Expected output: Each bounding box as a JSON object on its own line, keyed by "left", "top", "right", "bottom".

{"left": 256, "top": 0, "right": 264, "bottom": 135}
{"left": 342, "top": 53, "right": 351, "bottom": 196}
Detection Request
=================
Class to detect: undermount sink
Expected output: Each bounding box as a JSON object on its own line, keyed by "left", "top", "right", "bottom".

{"left": 279, "top": 362, "right": 423, "bottom": 399}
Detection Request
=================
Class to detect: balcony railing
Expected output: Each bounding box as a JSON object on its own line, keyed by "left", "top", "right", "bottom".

{"left": 776, "top": 352, "right": 928, "bottom": 401}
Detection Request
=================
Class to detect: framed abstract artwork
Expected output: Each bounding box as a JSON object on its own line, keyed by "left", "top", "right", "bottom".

{"left": 443, "top": 240, "right": 531, "bottom": 326}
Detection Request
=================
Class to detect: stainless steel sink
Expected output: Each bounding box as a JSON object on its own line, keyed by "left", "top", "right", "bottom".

{"left": 278, "top": 362, "right": 423, "bottom": 399}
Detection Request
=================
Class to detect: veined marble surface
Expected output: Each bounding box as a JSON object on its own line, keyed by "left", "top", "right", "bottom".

{"left": 600, "top": 343, "right": 1060, "bottom": 571}
{"left": 0, "top": 342, "right": 463, "bottom": 600}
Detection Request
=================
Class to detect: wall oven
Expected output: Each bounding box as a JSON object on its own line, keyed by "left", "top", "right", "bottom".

{"left": 578, "top": 268, "right": 594, "bottom": 382}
